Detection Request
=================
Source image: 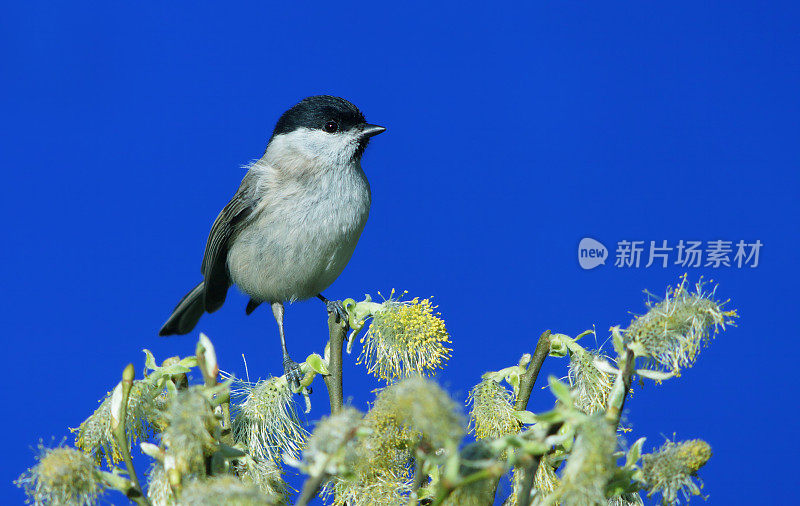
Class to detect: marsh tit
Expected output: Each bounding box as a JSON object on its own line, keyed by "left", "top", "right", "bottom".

{"left": 159, "top": 95, "right": 385, "bottom": 385}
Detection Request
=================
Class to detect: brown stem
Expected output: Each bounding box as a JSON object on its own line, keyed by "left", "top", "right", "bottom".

{"left": 323, "top": 310, "right": 346, "bottom": 414}
{"left": 515, "top": 330, "right": 552, "bottom": 411}
{"left": 485, "top": 331, "right": 551, "bottom": 504}
{"left": 296, "top": 309, "right": 348, "bottom": 505}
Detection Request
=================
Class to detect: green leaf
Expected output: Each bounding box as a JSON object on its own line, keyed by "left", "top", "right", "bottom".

{"left": 481, "top": 370, "right": 503, "bottom": 382}
{"left": 143, "top": 349, "right": 158, "bottom": 371}
{"left": 534, "top": 409, "right": 564, "bottom": 424}
{"left": 179, "top": 356, "right": 198, "bottom": 368}
{"left": 142, "top": 354, "right": 197, "bottom": 386}
{"left": 593, "top": 358, "right": 620, "bottom": 376}
{"left": 512, "top": 410, "right": 539, "bottom": 424}
{"left": 565, "top": 339, "right": 589, "bottom": 356}
{"left": 626, "top": 437, "right": 646, "bottom": 468}
{"left": 157, "top": 363, "right": 192, "bottom": 377}
{"left": 507, "top": 371, "right": 521, "bottom": 394}
{"left": 500, "top": 436, "right": 524, "bottom": 450}
{"left": 548, "top": 375, "right": 573, "bottom": 405}
{"left": 305, "top": 353, "right": 329, "bottom": 375}
{"left": 548, "top": 335, "right": 569, "bottom": 358}
{"left": 611, "top": 326, "right": 625, "bottom": 356}
{"left": 520, "top": 440, "right": 550, "bottom": 455}
{"left": 513, "top": 409, "right": 564, "bottom": 425}
{"left": 636, "top": 369, "right": 674, "bottom": 381}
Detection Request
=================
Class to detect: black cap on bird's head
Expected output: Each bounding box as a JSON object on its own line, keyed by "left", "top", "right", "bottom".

{"left": 270, "top": 96, "right": 385, "bottom": 157}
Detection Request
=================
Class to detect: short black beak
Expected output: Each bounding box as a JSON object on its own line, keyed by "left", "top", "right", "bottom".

{"left": 360, "top": 124, "right": 386, "bottom": 138}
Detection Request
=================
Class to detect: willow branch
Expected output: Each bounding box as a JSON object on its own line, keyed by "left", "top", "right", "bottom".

{"left": 111, "top": 364, "right": 150, "bottom": 506}
{"left": 605, "top": 347, "right": 635, "bottom": 429}
{"left": 515, "top": 330, "right": 552, "bottom": 411}
{"left": 323, "top": 310, "right": 346, "bottom": 414}
{"left": 516, "top": 421, "right": 563, "bottom": 506}
{"left": 295, "top": 424, "right": 359, "bottom": 506}
{"left": 99, "top": 470, "right": 149, "bottom": 506}
{"left": 484, "top": 331, "right": 551, "bottom": 504}
{"left": 295, "top": 454, "right": 334, "bottom": 506}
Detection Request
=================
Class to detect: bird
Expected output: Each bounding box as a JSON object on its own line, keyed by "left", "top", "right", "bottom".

{"left": 159, "top": 95, "right": 385, "bottom": 386}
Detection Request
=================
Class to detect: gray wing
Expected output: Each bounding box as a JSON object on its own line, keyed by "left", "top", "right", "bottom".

{"left": 201, "top": 171, "right": 259, "bottom": 313}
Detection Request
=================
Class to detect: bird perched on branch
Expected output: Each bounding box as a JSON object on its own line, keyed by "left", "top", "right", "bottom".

{"left": 159, "top": 95, "right": 385, "bottom": 386}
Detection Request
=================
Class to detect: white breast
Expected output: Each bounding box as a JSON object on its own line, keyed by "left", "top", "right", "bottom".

{"left": 226, "top": 158, "right": 371, "bottom": 303}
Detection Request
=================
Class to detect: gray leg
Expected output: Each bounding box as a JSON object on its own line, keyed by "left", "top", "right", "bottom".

{"left": 272, "top": 301, "right": 302, "bottom": 389}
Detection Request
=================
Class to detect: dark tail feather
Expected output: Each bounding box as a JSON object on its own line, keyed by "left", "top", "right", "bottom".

{"left": 159, "top": 281, "right": 206, "bottom": 336}
{"left": 245, "top": 298, "right": 262, "bottom": 315}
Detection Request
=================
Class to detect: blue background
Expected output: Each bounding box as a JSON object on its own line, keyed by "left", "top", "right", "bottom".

{"left": 3, "top": 1, "right": 798, "bottom": 504}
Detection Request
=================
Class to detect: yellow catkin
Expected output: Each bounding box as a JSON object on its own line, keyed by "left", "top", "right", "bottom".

{"left": 358, "top": 295, "right": 452, "bottom": 381}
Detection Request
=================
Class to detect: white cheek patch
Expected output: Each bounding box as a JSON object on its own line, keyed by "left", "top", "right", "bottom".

{"left": 266, "top": 128, "right": 359, "bottom": 168}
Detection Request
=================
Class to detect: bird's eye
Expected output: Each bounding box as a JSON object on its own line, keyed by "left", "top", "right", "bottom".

{"left": 324, "top": 120, "right": 339, "bottom": 133}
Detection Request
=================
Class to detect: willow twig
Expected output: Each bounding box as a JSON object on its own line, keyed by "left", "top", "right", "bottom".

{"left": 99, "top": 470, "right": 149, "bottom": 505}
{"left": 111, "top": 364, "right": 150, "bottom": 506}
{"left": 295, "top": 423, "right": 360, "bottom": 506}
{"left": 485, "top": 330, "right": 551, "bottom": 504}
{"left": 323, "top": 309, "right": 347, "bottom": 414}
{"left": 515, "top": 330, "right": 552, "bottom": 411}
{"left": 516, "top": 422, "right": 562, "bottom": 506}
{"left": 605, "top": 347, "right": 635, "bottom": 429}
{"left": 295, "top": 453, "right": 334, "bottom": 506}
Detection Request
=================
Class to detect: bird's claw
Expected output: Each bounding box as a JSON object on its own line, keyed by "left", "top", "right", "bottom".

{"left": 283, "top": 356, "right": 304, "bottom": 391}
{"left": 326, "top": 299, "right": 350, "bottom": 328}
